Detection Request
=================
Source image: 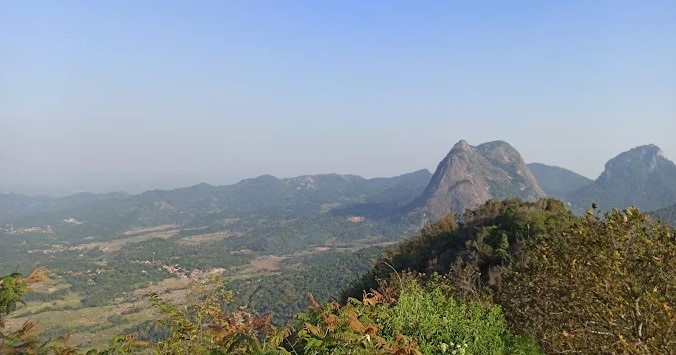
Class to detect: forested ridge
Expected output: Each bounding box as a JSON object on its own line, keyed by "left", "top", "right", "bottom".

{"left": 2, "top": 198, "right": 674, "bottom": 354}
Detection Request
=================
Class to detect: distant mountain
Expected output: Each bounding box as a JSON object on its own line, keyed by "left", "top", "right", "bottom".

{"left": 363, "top": 169, "right": 433, "bottom": 206}
{"left": 527, "top": 163, "right": 593, "bottom": 200}
{"left": 407, "top": 140, "right": 545, "bottom": 219}
{"left": 331, "top": 169, "right": 432, "bottom": 218}
{"left": 650, "top": 203, "right": 676, "bottom": 228}
{"left": 0, "top": 170, "right": 432, "bottom": 234}
{"left": 568, "top": 145, "right": 676, "bottom": 212}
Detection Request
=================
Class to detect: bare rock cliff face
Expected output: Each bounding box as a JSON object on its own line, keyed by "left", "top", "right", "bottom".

{"left": 408, "top": 140, "right": 545, "bottom": 219}
{"left": 568, "top": 144, "right": 676, "bottom": 212}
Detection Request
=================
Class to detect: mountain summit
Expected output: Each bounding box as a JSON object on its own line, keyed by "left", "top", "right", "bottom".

{"left": 407, "top": 140, "right": 544, "bottom": 219}
{"left": 568, "top": 144, "right": 676, "bottom": 211}
{"left": 596, "top": 145, "right": 668, "bottom": 186}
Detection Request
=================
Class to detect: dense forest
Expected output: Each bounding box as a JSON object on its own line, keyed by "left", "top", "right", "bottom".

{"left": 2, "top": 198, "right": 674, "bottom": 354}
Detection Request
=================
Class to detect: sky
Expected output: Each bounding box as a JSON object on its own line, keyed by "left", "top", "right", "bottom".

{"left": 1, "top": 1, "right": 675, "bottom": 195}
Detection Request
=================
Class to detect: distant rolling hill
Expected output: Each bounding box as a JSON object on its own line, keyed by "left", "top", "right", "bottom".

{"left": 6, "top": 142, "right": 676, "bottom": 236}
{"left": 0, "top": 170, "right": 433, "bottom": 236}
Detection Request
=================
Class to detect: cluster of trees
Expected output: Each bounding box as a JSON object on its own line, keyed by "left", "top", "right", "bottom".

{"left": 345, "top": 198, "right": 675, "bottom": 353}
{"left": 499, "top": 205, "right": 675, "bottom": 352}
{"left": 227, "top": 247, "right": 387, "bottom": 324}
{"left": 2, "top": 198, "right": 674, "bottom": 354}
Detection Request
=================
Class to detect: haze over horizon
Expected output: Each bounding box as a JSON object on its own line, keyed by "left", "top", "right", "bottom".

{"left": 2, "top": 1, "right": 675, "bottom": 195}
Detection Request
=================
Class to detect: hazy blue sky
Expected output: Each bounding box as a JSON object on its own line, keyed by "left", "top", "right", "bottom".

{"left": 1, "top": 1, "right": 675, "bottom": 194}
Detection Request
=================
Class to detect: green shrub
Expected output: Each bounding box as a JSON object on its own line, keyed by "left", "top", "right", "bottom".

{"left": 381, "top": 276, "right": 539, "bottom": 355}
{"left": 499, "top": 207, "right": 676, "bottom": 353}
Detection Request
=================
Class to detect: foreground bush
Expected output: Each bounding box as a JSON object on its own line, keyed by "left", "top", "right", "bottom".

{"left": 379, "top": 277, "right": 538, "bottom": 354}
{"left": 138, "top": 275, "right": 538, "bottom": 354}
{"left": 499, "top": 207, "right": 676, "bottom": 353}
{"left": 344, "top": 198, "right": 675, "bottom": 353}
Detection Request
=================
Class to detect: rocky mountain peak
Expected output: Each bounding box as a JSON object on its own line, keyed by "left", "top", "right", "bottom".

{"left": 453, "top": 139, "right": 472, "bottom": 150}
{"left": 599, "top": 144, "right": 673, "bottom": 184}
{"left": 407, "top": 140, "right": 544, "bottom": 219}
{"left": 608, "top": 144, "right": 661, "bottom": 162}
{"left": 569, "top": 144, "right": 676, "bottom": 212}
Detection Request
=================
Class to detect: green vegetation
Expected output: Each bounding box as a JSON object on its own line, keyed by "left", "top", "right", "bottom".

{"left": 221, "top": 214, "right": 404, "bottom": 255}
{"left": 2, "top": 198, "right": 673, "bottom": 354}
{"left": 347, "top": 199, "right": 675, "bottom": 353}
{"left": 499, "top": 206, "right": 676, "bottom": 353}
{"left": 344, "top": 198, "right": 575, "bottom": 301}
{"left": 101, "top": 274, "right": 536, "bottom": 354}
{"left": 377, "top": 276, "right": 538, "bottom": 354}
{"left": 0, "top": 213, "right": 397, "bottom": 349}
{"left": 1, "top": 272, "right": 538, "bottom": 354}
{"left": 227, "top": 247, "right": 387, "bottom": 324}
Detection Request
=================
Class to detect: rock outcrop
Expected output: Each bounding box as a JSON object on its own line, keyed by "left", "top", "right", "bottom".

{"left": 407, "top": 140, "right": 545, "bottom": 219}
